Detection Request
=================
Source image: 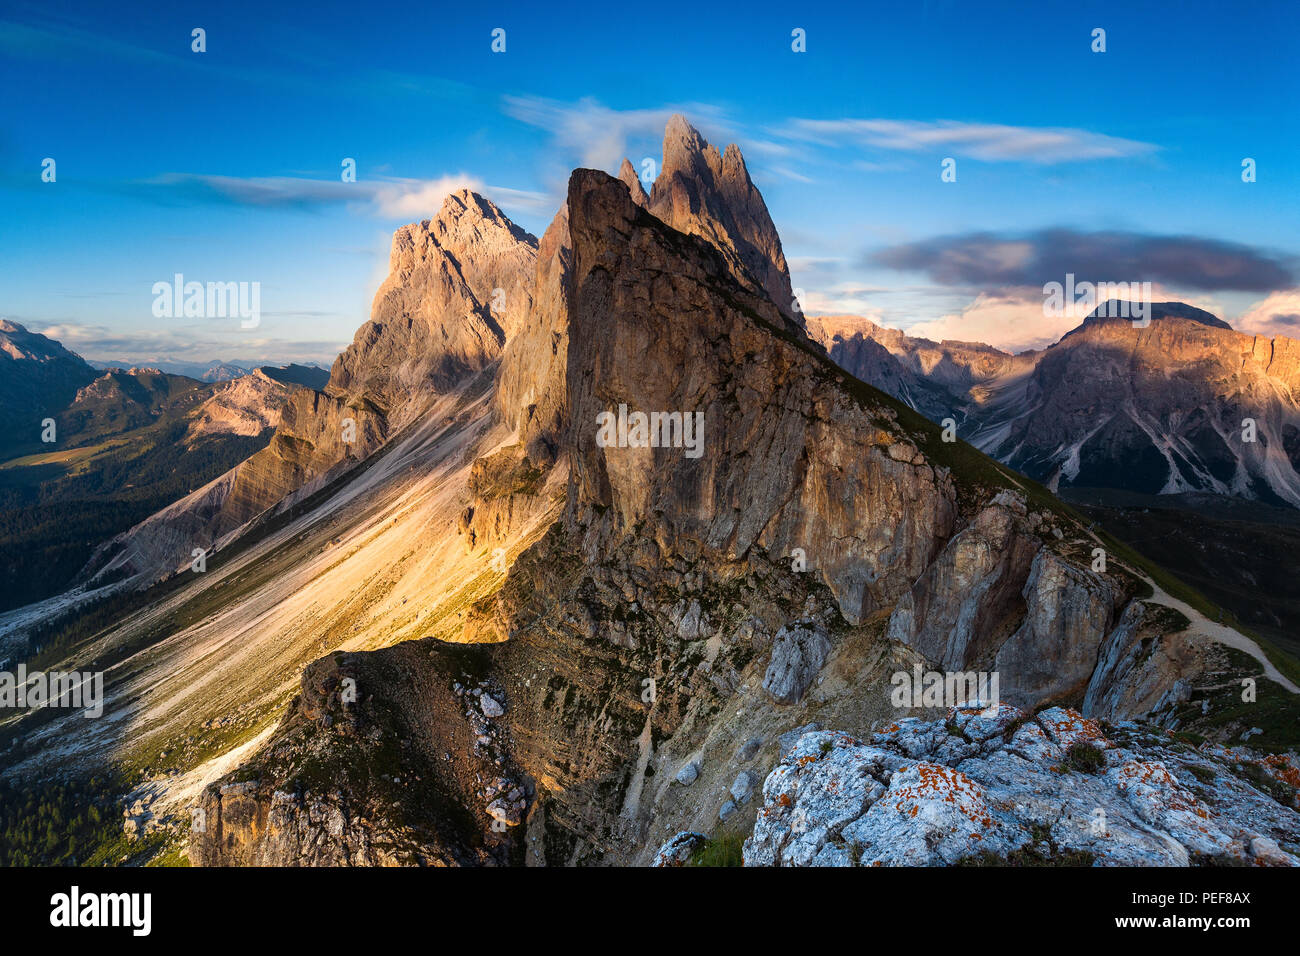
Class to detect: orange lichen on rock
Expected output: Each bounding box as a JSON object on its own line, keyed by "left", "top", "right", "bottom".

{"left": 885, "top": 762, "right": 993, "bottom": 830}
{"left": 1036, "top": 707, "right": 1108, "bottom": 749}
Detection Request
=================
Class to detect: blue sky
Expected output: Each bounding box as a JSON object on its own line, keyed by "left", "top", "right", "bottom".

{"left": 2, "top": 0, "right": 1298, "bottom": 364}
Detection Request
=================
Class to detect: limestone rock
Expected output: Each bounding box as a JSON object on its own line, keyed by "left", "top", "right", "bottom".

{"left": 762, "top": 622, "right": 832, "bottom": 704}
{"left": 886, "top": 491, "right": 1039, "bottom": 668}
{"left": 651, "top": 831, "right": 706, "bottom": 867}
{"left": 729, "top": 770, "right": 756, "bottom": 805}
{"left": 745, "top": 708, "right": 1300, "bottom": 867}
{"left": 994, "top": 549, "right": 1118, "bottom": 704}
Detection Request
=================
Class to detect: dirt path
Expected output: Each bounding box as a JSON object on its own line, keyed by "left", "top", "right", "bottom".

{"left": 1144, "top": 580, "right": 1300, "bottom": 694}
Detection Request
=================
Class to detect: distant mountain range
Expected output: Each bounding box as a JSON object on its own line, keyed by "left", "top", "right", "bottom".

{"left": 0, "top": 322, "right": 331, "bottom": 613}
{"left": 88, "top": 358, "right": 331, "bottom": 383}
{"left": 808, "top": 303, "right": 1300, "bottom": 509}
{"left": 0, "top": 319, "right": 99, "bottom": 459}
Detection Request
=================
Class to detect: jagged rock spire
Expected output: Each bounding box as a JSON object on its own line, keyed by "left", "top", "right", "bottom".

{"left": 647, "top": 114, "right": 798, "bottom": 327}
{"left": 617, "top": 158, "right": 649, "bottom": 208}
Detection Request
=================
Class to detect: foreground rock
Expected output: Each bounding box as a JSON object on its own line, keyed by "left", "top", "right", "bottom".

{"left": 744, "top": 705, "right": 1300, "bottom": 867}
{"left": 651, "top": 831, "right": 707, "bottom": 867}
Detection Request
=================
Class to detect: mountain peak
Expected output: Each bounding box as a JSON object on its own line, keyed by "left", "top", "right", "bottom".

{"left": 426, "top": 189, "right": 538, "bottom": 250}
{"left": 617, "top": 158, "right": 649, "bottom": 208}
{"left": 0, "top": 320, "right": 91, "bottom": 367}
{"left": 331, "top": 185, "right": 539, "bottom": 423}
{"left": 648, "top": 116, "right": 797, "bottom": 326}
{"left": 660, "top": 113, "right": 716, "bottom": 174}
{"left": 1081, "top": 300, "right": 1234, "bottom": 332}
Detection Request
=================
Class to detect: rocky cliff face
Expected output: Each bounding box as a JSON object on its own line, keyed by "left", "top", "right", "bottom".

{"left": 332, "top": 190, "right": 538, "bottom": 423}
{"left": 183, "top": 369, "right": 300, "bottom": 443}
{"left": 495, "top": 204, "right": 572, "bottom": 463}
{"left": 189, "top": 645, "right": 519, "bottom": 866}
{"left": 222, "top": 189, "right": 539, "bottom": 530}
{"left": 78, "top": 191, "right": 541, "bottom": 589}
{"left": 183, "top": 126, "right": 1292, "bottom": 868}
{"left": 563, "top": 169, "right": 960, "bottom": 625}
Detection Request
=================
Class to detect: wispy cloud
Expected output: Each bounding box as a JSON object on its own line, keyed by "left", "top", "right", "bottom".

{"left": 873, "top": 229, "right": 1296, "bottom": 292}
{"left": 899, "top": 291, "right": 1082, "bottom": 352}
{"left": 768, "top": 165, "right": 816, "bottom": 184}
{"left": 502, "top": 95, "right": 726, "bottom": 171}
{"left": 500, "top": 94, "right": 745, "bottom": 191}
{"left": 499, "top": 96, "right": 839, "bottom": 202}
{"left": 133, "top": 172, "right": 551, "bottom": 220}
{"left": 777, "top": 118, "right": 1159, "bottom": 164}
{"left": 798, "top": 286, "right": 890, "bottom": 319}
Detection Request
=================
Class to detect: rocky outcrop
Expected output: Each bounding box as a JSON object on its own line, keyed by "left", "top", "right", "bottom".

{"left": 495, "top": 203, "right": 572, "bottom": 462}
{"left": 885, "top": 490, "right": 1040, "bottom": 669}
{"left": 761, "top": 621, "right": 832, "bottom": 704}
{"left": 993, "top": 549, "right": 1119, "bottom": 704}
{"left": 745, "top": 706, "right": 1300, "bottom": 866}
{"left": 1082, "top": 602, "right": 1214, "bottom": 721}
{"left": 650, "top": 830, "right": 706, "bottom": 866}
{"left": 618, "top": 158, "right": 649, "bottom": 209}
{"left": 190, "top": 643, "right": 524, "bottom": 867}
{"left": 182, "top": 368, "right": 299, "bottom": 443}
{"left": 190, "top": 782, "right": 408, "bottom": 867}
